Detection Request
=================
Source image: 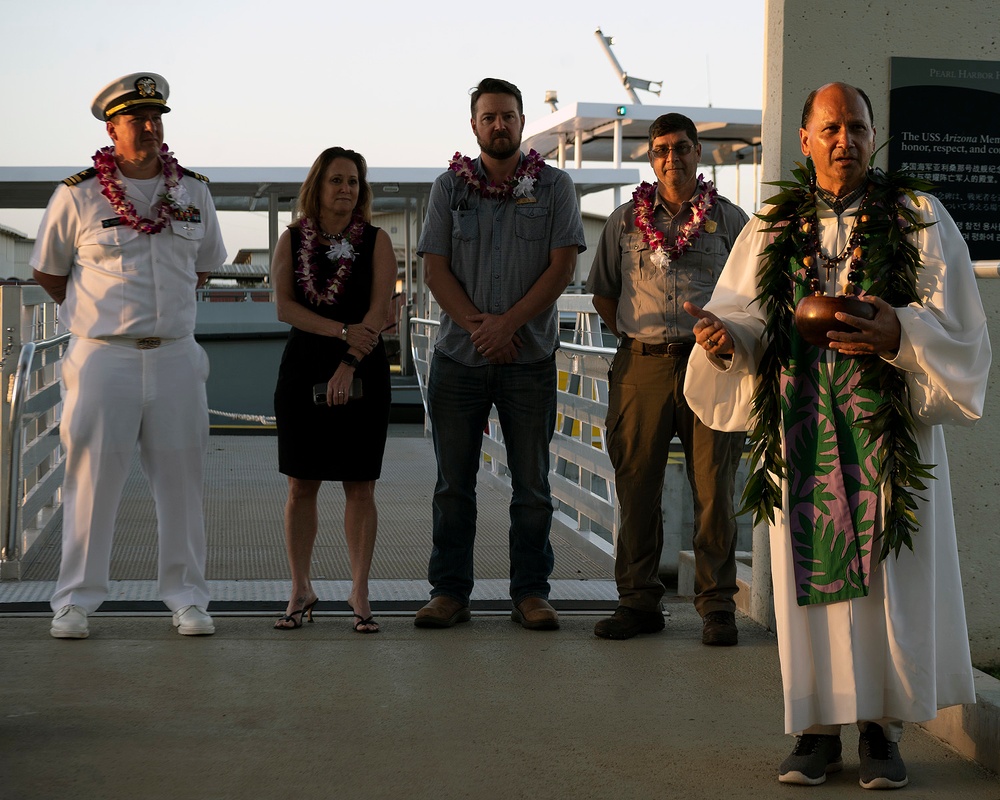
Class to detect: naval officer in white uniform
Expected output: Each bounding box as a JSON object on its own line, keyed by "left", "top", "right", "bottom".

{"left": 30, "top": 72, "right": 226, "bottom": 638}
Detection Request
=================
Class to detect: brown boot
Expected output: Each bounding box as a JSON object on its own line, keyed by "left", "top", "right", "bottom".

{"left": 414, "top": 595, "right": 471, "bottom": 628}
{"left": 593, "top": 606, "right": 664, "bottom": 640}
{"left": 511, "top": 597, "right": 559, "bottom": 630}
{"left": 702, "top": 610, "right": 738, "bottom": 646}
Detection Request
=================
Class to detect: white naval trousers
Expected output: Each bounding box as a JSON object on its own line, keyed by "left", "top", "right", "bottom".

{"left": 50, "top": 336, "right": 211, "bottom": 613}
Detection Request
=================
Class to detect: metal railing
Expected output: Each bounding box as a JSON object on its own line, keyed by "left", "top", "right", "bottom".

{"left": 0, "top": 286, "right": 65, "bottom": 580}
{"left": 2, "top": 334, "right": 68, "bottom": 576}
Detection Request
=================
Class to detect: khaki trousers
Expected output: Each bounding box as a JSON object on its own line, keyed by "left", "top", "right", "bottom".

{"left": 606, "top": 346, "right": 744, "bottom": 615}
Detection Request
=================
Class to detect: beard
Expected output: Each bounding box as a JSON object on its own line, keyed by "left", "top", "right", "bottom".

{"left": 478, "top": 130, "right": 521, "bottom": 160}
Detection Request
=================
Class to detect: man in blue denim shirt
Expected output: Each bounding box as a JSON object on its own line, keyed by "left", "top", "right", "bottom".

{"left": 415, "top": 77, "right": 586, "bottom": 630}
{"left": 586, "top": 113, "right": 748, "bottom": 644}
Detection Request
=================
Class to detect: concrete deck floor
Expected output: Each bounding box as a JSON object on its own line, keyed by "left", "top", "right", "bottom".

{"left": 2, "top": 610, "right": 999, "bottom": 800}
{"left": 1, "top": 430, "right": 998, "bottom": 798}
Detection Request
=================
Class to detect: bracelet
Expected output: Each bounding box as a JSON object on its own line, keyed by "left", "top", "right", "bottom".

{"left": 341, "top": 324, "right": 348, "bottom": 340}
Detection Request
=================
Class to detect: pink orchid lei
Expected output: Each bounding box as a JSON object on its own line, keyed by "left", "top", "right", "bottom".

{"left": 93, "top": 143, "right": 196, "bottom": 234}
{"left": 296, "top": 215, "right": 365, "bottom": 306}
{"left": 632, "top": 175, "right": 718, "bottom": 267}
{"left": 448, "top": 149, "right": 546, "bottom": 200}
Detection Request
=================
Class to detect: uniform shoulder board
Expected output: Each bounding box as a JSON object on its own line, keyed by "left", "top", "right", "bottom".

{"left": 182, "top": 167, "right": 210, "bottom": 184}
{"left": 62, "top": 167, "right": 97, "bottom": 187}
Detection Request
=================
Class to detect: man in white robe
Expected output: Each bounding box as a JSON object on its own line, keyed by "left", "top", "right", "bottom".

{"left": 683, "top": 82, "right": 990, "bottom": 790}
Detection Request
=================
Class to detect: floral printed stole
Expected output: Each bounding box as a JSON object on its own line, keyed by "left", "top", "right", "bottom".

{"left": 780, "top": 262, "right": 885, "bottom": 606}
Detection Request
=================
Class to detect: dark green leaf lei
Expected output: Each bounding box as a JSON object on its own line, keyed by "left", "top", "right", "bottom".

{"left": 740, "top": 162, "right": 937, "bottom": 561}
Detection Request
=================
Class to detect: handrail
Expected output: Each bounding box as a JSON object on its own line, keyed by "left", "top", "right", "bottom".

{"left": 2, "top": 332, "right": 69, "bottom": 563}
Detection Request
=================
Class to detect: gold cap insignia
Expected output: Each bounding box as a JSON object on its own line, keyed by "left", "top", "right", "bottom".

{"left": 135, "top": 77, "right": 157, "bottom": 98}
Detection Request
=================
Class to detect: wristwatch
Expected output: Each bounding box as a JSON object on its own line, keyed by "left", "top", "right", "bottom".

{"left": 341, "top": 353, "right": 360, "bottom": 369}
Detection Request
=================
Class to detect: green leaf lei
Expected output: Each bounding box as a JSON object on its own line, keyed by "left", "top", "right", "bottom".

{"left": 741, "top": 161, "right": 938, "bottom": 561}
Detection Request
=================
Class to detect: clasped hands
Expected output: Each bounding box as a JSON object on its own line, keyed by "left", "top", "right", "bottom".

{"left": 683, "top": 297, "right": 901, "bottom": 358}
{"left": 468, "top": 312, "right": 521, "bottom": 364}
{"left": 342, "top": 321, "right": 380, "bottom": 356}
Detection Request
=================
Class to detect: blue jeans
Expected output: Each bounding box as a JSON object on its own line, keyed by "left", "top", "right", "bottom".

{"left": 427, "top": 353, "right": 557, "bottom": 605}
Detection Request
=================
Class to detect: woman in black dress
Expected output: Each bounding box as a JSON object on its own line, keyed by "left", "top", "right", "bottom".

{"left": 271, "top": 147, "right": 395, "bottom": 632}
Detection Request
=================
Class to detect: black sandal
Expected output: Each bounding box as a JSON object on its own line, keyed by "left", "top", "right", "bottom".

{"left": 352, "top": 613, "right": 380, "bottom": 634}
{"left": 274, "top": 598, "right": 318, "bottom": 630}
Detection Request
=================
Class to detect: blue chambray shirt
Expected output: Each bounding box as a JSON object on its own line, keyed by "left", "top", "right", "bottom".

{"left": 417, "top": 154, "right": 586, "bottom": 366}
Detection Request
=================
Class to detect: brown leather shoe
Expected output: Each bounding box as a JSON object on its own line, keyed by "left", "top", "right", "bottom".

{"left": 512, "top": 597, "right": 559, "bottom": 631}
{"left": 593, "top": 606, "right": 665, "bottom": 640}
{"left": 414, "top": 595, "right": 471, "bottom": 628}
{"left": 702, "top": 610, "right": 738, "bottom": 646}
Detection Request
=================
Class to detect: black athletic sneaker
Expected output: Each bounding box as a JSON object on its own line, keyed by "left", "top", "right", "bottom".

{"left": 778, "top": 734, "right": 844, "bottom": 785}
{"left": 858, "top": 722, "right": 908, "bottom": 789}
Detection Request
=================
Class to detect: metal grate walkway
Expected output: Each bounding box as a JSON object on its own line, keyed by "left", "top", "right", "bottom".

{"left": 1, "top": 425, "right": 617, "bottom": 611}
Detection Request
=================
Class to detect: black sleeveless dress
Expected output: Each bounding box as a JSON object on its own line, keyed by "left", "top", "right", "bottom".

{"left": 274, "top": 223, "right": 391, "bottom": 480}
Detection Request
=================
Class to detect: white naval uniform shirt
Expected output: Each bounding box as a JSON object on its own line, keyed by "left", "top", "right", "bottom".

{"left": 29, "top": 170, "right": 227, "bottom": 338}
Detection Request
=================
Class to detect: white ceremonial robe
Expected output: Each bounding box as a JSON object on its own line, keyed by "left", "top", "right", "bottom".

{"left": 684, "top": 191, "right": 991, "bottom": 734}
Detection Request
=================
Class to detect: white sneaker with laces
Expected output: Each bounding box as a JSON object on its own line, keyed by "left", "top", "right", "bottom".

{"left": 50, "top": 605, "right": 89, "bottom": 639}
{"left": 172, "top": 605, "right": 215, "bottom": 635}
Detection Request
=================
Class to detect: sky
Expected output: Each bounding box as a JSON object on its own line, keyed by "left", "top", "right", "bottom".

{"left": 0, "top": 0, "right": 765, "bottom": 252}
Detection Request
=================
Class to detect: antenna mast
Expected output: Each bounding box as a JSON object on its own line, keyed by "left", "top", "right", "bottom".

{"left": 594, "top": 28, "right": 662, "bottom": 105}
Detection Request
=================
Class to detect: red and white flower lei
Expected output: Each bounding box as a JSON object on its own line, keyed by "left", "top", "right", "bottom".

{"left": 448, "top": 149, "right": 546, "bottom": 200}
{"left": 632, "top": 175, "right": 718, "bottom": 267}
{"left": 93, "top": 143, "right": 195, "bottom": 234}
{"left": 296, "top": 215, "right": 365, "bottom": 306}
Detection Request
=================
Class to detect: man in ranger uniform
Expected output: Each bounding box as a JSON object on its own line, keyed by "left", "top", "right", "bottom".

{"left": 586, "top": 113, "right": 748, "bottom": 645}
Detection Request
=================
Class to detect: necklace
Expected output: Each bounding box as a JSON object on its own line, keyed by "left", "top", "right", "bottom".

{"left": 742, "top": 161, "right": 937, "bottom": 563}
{"left": 632, "top": 177, "right": 718, "bottom": 268}
{"left": 296, "top": 215, "right": 365, "bottom": 306}
{"left": 448, "top": 149, "right": 546, "bottom": 200}
{"left": 800, "top": 189, "right": 869, "bottom": 294}
{"left": 93, "top": 144, "right": 193, "bottom": 234}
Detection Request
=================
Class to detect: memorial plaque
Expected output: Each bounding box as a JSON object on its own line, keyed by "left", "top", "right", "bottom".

{"left": 889, "top": 57, "right": 1000, "bottom": 262}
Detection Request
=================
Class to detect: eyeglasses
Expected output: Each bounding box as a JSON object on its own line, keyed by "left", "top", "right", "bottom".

{"left": 649, "top": 143, "right": 695, "bottom": 158}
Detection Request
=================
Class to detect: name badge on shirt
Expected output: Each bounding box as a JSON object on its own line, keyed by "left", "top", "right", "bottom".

{"left": 515, "top": 196, "right": 537, "bottom": 205}
{"left": 101, "top": 217, "right": 124, "bottom": 228}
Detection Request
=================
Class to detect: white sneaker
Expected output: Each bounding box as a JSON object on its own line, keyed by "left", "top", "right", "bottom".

{"left": 50, "top": 605, "right": 89, "bottom": 639}
{"left": 172, "top": 605, "right": 215, "bottom": 635}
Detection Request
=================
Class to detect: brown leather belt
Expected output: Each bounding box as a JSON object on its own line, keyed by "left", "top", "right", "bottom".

{"left": 620, "top": 336, "right": 694, "bottom": 357}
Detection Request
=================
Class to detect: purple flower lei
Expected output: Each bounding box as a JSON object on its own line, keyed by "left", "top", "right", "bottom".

{"left": 93, "top": 144, "right": 193, "bottom": 234}
{"left": 632, "top": 175, "right": 718, "bottom": 266}
{"left": 296, "top": 215, "right": 365, "bottom": 306}
{"left": 448, "top": 149, "right": 546, "bottom": 199}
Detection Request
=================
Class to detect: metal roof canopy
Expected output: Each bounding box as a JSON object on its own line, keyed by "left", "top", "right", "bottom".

{"left": 0, "top": 165, "right": 640, "bottom": 211}
{"left": 0, "top": 164, "right": 640, "bottom": 319}
{"left": 522, "top": 101, "right": 762, "bottom": 168}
